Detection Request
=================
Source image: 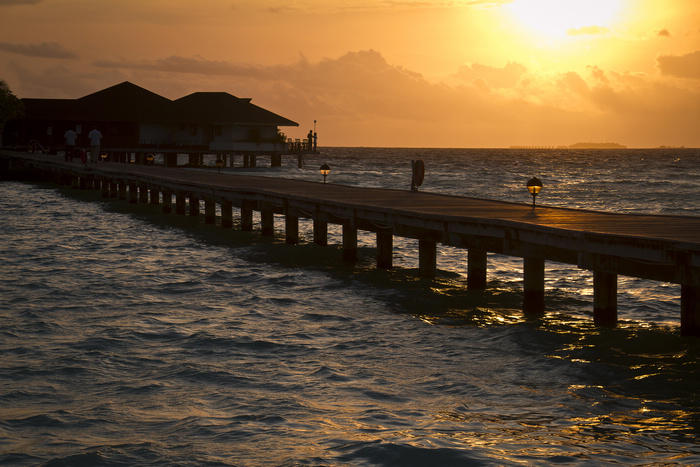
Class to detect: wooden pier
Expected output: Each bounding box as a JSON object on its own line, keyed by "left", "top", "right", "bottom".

{"left": 3, "top": 150, "right": 700, "bottom": 336}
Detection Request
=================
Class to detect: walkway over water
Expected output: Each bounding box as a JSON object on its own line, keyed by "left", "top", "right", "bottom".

{"left": 3, "top": 151, "right": 700, "bottom": 336}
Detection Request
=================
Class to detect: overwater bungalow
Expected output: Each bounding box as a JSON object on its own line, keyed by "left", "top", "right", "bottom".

{"left": 4, "top": 81, "right": 303, "bottom": 167}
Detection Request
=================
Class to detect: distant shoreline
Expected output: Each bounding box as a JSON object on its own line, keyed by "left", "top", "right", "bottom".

{"left": 510, "top": 142, "right": 627, "bottom": 149}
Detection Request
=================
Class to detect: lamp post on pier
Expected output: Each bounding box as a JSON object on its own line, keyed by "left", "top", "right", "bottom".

{"left": 320, "top": 163, "right": 331, "bottom": 183}
{"left": 527, "top": 177, "right": 543, "bottom": 207}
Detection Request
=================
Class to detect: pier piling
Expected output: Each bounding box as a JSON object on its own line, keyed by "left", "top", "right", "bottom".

{"left": 468, "top": 249, "right": 488, "bottom": 291}
{"left": 523, "top": 257, "right": 545, "bottom": 315}
{"left": 377, "top": 232, "right": 393, "bottom": 269}
{"left": 593, "top": 271, "right": 618, "bottom": 326}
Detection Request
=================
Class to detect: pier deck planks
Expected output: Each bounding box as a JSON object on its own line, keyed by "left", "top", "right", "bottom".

{"left": 6, "top": 151, "right": 700, "bottom": 246}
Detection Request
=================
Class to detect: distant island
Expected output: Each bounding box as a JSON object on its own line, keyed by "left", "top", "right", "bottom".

{"left": 509, "top": 142, "right": 627, "bottom": 149}
{"left": 567, "top": 142, "right": 627, "bottom": 149}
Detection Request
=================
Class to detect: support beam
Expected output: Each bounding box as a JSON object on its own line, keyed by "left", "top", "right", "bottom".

{"left": 204, "top": 198, "right": 216, "bottom": 224}
{"left": 523, "top": 257, "right": 545, "bottom": 315}
{"left": 593, "top": 271, "right": 617, "bottom": 326}
{"left": 285, "top": 215, "right": 299, "bottom": 244}
{"left": 314, "top": 219, "right": 328, "bottom": 246}
{"left": 681, "top": 285, "right": 700, "bottom": 337}
{"left": 419, "top": 239, "right": 437, "bottom": 278}
{"left": 261, "top": 211, "right": 274, "bottom": 236}
{"left": 118, "top": 182, "right": 126, "bottom": 200}
{"left": 377, "top": 232, "right": 393, "bottom": 269}
{"left": 221, "top": 200, "right": 233, "bottom": 228}
{"left": 342, "top": 224, "right": 358, "bottom": 263}
{"left": 109, "top": 181, "right": 118, "bottom": 198}
{"left": 100, "top": 178, "right": 109, "bottom": 198}
{"left": 468, "top": 248, "right": 487, "bottom": 291}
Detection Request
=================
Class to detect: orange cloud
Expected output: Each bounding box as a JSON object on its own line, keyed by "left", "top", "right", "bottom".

{"left": 657, "top": 51, "right": 700, "bottom": 79}
{"left": 0, "top": 41, "right": 77, "bottom": 59}
{"left": 454, "top": 62, "right": 527, "bottom": 89}
{"left": 567, "top": 25, "right": 610, "bottom": 36}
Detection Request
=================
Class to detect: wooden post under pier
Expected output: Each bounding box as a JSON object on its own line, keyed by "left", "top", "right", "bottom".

{"left": 314, "top": 218, "right": 328, "bottom": 246}
{"left": 286, "top": 215, "right": 299, "bottom": 244}
{"left": 261, "top": 210, "right": 274, "bottom": 236}
{"left": 205, "top": 198, "right": 216, "bottom": 224}
{"left": 377, "top": 232, "right": 393, "bottom": 269}
{"left": 101, "top": 177, "right": 109, "bottom": 198}
{"left": 523, "top": 257, "right": 545, "bottom": 315}
{"left": 221, "top": 200, "right": 233, "bottom": 228}
{"left": 139, "top": 182, "right": 148, "bottom": 204}
{"left": 343, "top": 224, "right": 358, "bottom": 263}
{"left": 175, "top": 191, "right": 186, "bottom": 215}
{"left": 419, "top": 239, "right": 437, "bottom": 278}
{"left": 162, "top": 188, "right": 173, "bottom": 213}
{"left": 468, "top": 249, "right": 488, "bottom": 291}
{"left": 150, "top": 185, "right": 159, "bottom": 204}
{"left": 241, "top": 202, "right": 253, "bottom": 231}
{"left": 594, "top": 271, "right": 618, "bottom": 326}
{"left": 189, "top": 195, "right": 200, "bottom": 217}
{"left": 129, "top": 182, "right": 138, "bottom": 204}
{"left": 681, "top": 285, "right": 700, "bottom": 336}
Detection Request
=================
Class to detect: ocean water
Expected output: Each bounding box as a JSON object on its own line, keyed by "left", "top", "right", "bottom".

{"left": 1, "top": 148, "right": 699, "bottom": 466}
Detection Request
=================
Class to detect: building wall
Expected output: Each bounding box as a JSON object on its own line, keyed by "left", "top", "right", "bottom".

{"left": 137, "top": 122, "right": 286, "bottom": 150}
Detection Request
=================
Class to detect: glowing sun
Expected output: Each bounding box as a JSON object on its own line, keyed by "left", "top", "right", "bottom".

{"left": 505, "top": 0, "right": 623, "bottom": 38}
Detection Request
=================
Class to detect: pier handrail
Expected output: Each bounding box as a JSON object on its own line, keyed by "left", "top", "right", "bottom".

{"left": 27, "top": 140, "right": 50, "bottom": 154}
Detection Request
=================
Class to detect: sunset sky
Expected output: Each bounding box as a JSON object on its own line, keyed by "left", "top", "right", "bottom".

{"left": 1, "top": 0, "right": 699, "bottom": 148}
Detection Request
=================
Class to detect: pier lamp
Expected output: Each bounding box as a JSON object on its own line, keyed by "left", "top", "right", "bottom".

{"left": 146, "top": 153, "right": 154, "bottom": 165}
{"left": 216, "top": 157, "right": 224, "bottom": 173}
{"left": 527, "top": 177, "right": 543, "bottom": 207}
{"left": 320, "top": 163, "right": 331, "bottom": 183}
{"left": 100, "top": 153, "right": 107, "bottom": 163}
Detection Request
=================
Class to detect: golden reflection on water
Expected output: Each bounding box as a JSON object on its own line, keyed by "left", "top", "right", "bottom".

{"left": 416, "top": 307, "right": 525, "bottom": 327}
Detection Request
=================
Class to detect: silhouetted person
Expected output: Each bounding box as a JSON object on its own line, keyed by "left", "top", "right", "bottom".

{"left": 64, "top": 128, "right": 77, "bottom": 161}
{"left": 88, "top": 126, "right": 102, "bottom": 163}
{"left": 307, "top": 130, "right": 313, "bottom": 151}
{"left": 313, "top": 132, "right": 318, "bottom": 152}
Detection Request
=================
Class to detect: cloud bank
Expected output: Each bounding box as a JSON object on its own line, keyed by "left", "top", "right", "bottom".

{"left": 4, "top": 47, "right": 700, "bottom": 147}
{"left": 0, "top": 41, "right": 77, "bottom": 59}
{"left": 657, "top": 51, "right": 700, "bottom": 80}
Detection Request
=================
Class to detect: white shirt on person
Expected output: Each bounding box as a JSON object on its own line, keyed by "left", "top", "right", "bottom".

{"left": 64, "top": 130, "right": 77, "bottom": 145}
{"left": 88, "top": 129, "right": 102, "bottom": 146}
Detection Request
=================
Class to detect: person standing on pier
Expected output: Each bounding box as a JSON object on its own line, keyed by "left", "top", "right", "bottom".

{"left": 64, "top": 128, "right": 77, "bottom": 162}
{"left": 88, "top": 125, "right": 102, "bottom": 163}
{"left": 307, "top": 130, "right": 313, "bottom": 152}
